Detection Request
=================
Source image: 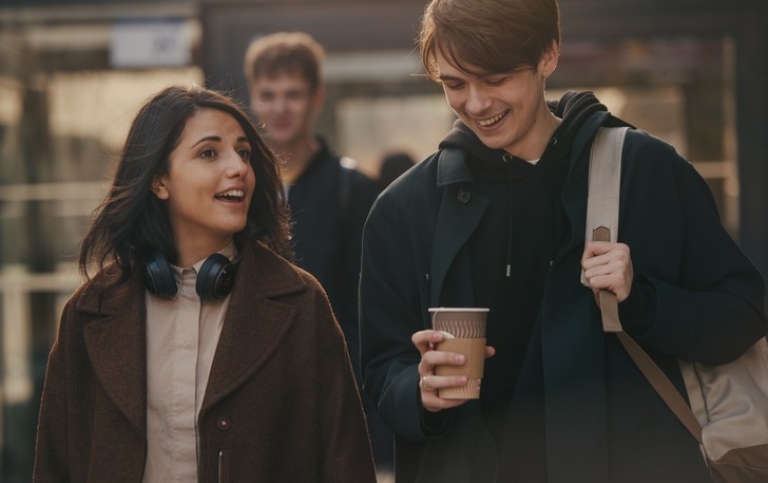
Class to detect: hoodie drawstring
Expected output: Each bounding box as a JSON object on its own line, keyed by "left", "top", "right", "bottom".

{"left": 503, "top": 153, "right": 514, "bottom": 278}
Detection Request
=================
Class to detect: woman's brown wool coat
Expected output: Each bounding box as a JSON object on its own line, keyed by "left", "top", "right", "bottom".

{"left": 33, "top": 241, "right": 377, "bottom": 483}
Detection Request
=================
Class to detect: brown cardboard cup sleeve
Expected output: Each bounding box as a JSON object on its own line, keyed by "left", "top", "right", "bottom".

{"left": 435, "top": 337, "right": 487, "bottom": 399}
{"left": 429, "top": 307, "right": 489, "bottom": 399}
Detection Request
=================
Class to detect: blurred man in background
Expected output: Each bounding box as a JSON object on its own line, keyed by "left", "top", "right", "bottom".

{"left": 244, "top": 31, "right": 391, "bottom": 474}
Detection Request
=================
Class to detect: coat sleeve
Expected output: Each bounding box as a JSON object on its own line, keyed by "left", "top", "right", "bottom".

{"left": 620, "top": 133, "right": 767, "bottom": 364}
{"left": 33, "top": 301, "right": 74, "bottom": 483}
{"left": 359, "top": 193, "right": 451, "bottom": 442}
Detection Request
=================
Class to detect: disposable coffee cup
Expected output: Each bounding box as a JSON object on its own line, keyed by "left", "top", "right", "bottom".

{"left": 428, "top": 307, "right": 489, "bottom": 399}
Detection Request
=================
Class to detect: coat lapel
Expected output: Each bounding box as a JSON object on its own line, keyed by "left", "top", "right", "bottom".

{"left": 430, "top": 148, "right": 490, "bottom": 305}
{"left": 82, "top": 274, "right": 147, "bottom": 435}
{"left": 201, "top": 243, "right": 306, "bottom": 412}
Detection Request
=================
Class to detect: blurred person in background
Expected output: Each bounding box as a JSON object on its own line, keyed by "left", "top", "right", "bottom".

{"left": 359, "top": 0, "right": 768, "bottom": 482}
{"left": 377, "top": 150, "right": 417, "bottom": 193}
{"left": 243, "top": 31, "right": 379, "bottom": 389}
{"left": 243, "top": 31, "right": 388, "bottom": 473}
{"left": 33, "top": 85, "right": 376, "bottom": 483}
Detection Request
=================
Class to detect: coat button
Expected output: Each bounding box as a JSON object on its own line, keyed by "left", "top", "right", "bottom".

{"left": 458, "top": 189, "right": 471, "bottom": 204}
{"left": 216, "top": 416, "right": 231, "bottom": 431}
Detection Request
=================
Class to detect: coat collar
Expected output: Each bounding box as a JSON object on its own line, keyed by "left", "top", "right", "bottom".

{"left": 79, "top": 242, "right": 306, "bottom": 431}
{"left": 78, "top": 270, "right": 147, "bottom": 433}
{"left": 428, "top": 110, "right": 609, "bottom": 304}
{"left": 201, "top": 242, "right": 307, "bottom": 413}
{"left": 436, "top": 147, "right": 475, "bottom": 186}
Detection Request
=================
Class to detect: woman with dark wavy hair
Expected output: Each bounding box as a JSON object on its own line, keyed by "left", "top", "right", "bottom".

{"left": 33, "top": 85, "right": 375, "bottom": 483}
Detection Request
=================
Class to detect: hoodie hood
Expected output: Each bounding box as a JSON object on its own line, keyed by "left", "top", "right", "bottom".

{"left": 439, "top": 90, "right": 610, "bottom": 167}
{"left": 435, "top": 90, "right": 614, "bottom": 280}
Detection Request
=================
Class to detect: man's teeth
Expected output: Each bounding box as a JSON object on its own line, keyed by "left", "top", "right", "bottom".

{"left": 478, "top": 111, "right": 506, "bottom": 127}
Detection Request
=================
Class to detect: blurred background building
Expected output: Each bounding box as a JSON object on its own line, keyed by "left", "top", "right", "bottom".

{"left": 1, "top": 0, "right": 767, "bottom": 480}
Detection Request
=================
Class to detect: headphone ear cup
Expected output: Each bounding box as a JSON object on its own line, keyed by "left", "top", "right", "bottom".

{"left": 144, "top": 252, "right": 178, "bottom": 298}
{"left": 196, "top": 253, "right": 238, "bottom": 299}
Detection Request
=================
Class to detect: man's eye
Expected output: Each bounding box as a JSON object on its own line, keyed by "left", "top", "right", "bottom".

{"left": 485, "top": 77, "right": 508, "bottom": 86}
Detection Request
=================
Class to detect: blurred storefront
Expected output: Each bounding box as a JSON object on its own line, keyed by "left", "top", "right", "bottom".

{"left": 1, "top": 0, "right": 767, "bottom": 481}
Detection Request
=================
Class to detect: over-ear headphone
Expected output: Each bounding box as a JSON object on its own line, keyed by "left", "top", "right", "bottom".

{"left": 143, "top": 251, "right": 239, "bottom": 300}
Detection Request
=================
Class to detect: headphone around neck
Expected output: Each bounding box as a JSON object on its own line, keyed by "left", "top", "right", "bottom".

{"left": 143, "top": 251, "right": 239, "bottom": 300}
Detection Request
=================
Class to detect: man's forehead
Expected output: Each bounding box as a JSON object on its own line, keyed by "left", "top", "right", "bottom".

{"left": 253, "top": 71, "right": 312, "bottom": 90}
{"left": 253, "top": 74, "right": 312, "bottom": 93}
{"left": 436, "top": 51, "right": 491, "bottom": 79}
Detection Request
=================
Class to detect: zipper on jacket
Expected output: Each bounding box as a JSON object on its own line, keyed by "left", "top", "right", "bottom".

{"left": 217, "top": 450, "right": 230, "bottom": 483}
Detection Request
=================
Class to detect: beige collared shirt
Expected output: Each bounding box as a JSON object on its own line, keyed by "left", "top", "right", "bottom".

{"left": 142, "top": 245, "right": 235, "bottom": 483}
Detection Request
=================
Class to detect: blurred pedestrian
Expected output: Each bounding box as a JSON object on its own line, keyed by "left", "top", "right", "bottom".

{"left": 377, "top": 150, "right": 416, "bottom": 193}
{"left": 244, "top": 31, "right": 378, "bottom": 386}
{"left": 244, "top": 31, "right": 389, "bottom": 472}
{"left": 33, "top": 85, "right": 376, "bottom": 483}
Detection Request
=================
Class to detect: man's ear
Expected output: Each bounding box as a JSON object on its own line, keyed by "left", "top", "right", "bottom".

{"left": 540, "top": 40, "right": 560, "bottom": 78}
{"left": 152, "top": 174, "right": 170, "bottom": 200}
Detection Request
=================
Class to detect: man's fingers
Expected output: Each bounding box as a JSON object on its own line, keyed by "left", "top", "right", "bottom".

{"left": 411, "top": 330, "right": 445, "bottom": 354}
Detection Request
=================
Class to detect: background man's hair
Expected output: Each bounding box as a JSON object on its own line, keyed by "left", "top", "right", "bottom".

{"left": 244, "top": 31, "right": 325, "bottom": 92}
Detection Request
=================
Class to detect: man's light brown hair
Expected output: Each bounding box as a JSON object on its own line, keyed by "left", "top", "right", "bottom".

{"left": 419, "top": 0, "right": 560, "bottom": 80}
{"left": 244, "top": 32, "right": 325, "bottom": 92}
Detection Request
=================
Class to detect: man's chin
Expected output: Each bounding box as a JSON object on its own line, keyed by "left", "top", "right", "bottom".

{"left": 472, "top": 131, "right": 508, "bottom": 151}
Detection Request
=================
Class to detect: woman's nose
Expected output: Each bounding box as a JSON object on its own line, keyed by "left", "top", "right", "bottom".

{"left": 226, "top": 152, "right": 249, "bottom": 177}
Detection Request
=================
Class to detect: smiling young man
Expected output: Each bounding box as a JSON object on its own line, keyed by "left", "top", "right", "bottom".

{"left": 359, "top": 0, "right": 768, "bottom": 482}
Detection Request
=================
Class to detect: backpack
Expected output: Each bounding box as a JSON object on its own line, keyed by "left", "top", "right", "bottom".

{"left": 585, "top": 126, "right": 768, "bottom": 483}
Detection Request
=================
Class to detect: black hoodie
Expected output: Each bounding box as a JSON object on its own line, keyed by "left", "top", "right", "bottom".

{"left": 436, "top": 91, "right": 608, "bottom": 435}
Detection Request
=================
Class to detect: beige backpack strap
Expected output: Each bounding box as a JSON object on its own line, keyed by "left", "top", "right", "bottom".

{"left": 584, "top": 126, "right": 628, "bottom": 333}
{"left": 586, "top": 126, "right": 704, "bottom": 444}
